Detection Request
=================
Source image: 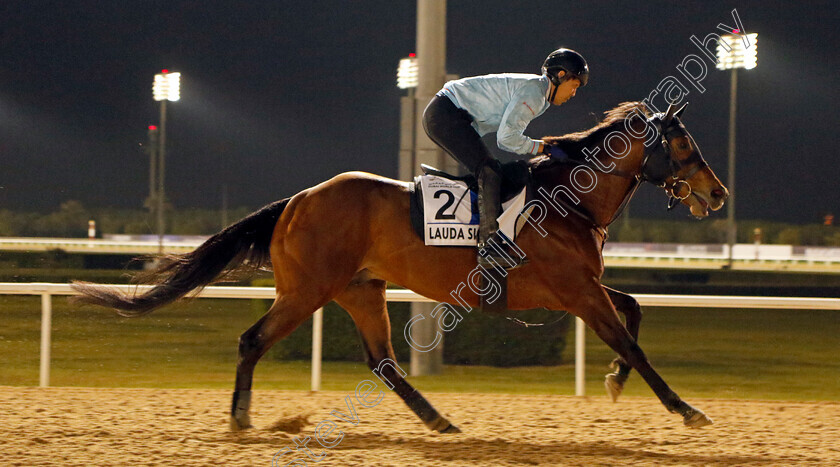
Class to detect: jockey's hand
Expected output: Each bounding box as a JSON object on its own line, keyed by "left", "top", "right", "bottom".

{"left": 544, "top": 143, "right": 568, "bottom": 159}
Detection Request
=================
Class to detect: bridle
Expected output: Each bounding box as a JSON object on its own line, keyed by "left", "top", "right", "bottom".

{"left": 539, "top": 102, "right": 709, "bottom": 228}
{"left": 639, "top": 109, "right": 709, "bottom": 211}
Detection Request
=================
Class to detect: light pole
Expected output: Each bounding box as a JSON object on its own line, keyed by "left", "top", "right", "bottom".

{"left": 397, "top": 51, "right": 442, "bottom": 376}
{"left": 399, "top": 0, "right": 448, "bottom": 377}
{"left": 397, "top": 54, "right": 418, "bottom": 181}
{"left": 716, "top": 32, "right": 757, "bottom": 267}
{"left": 152, "top": 70, "right": 180, "bottom": 253}
{"left": 146, "top": 125, "right": 159, "bottom": 216}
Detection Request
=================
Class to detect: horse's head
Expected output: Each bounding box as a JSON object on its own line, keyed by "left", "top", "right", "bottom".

{"left": 532, "top": 101, "right": 729, "bottom": 226}
{"left": 640, "top": 103, "right": 728, "bottom": 218}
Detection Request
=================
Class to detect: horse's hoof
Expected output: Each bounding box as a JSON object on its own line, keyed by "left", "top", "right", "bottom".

{"left": 605, "top": 373, "right": 624, "bottom": 402}
{"left": 439, "top": 423, "right": 462, "bottom": 434}
{"left": 426, "top": 417, "right": 461, "bottom": 433}
{"left": 683, "top": 408, "right": 713, "bottom": 428}
{"left": 229, "top": 415, "right": 253, "bottom": 432}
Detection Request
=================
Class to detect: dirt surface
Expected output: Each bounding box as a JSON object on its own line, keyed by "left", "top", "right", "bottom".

{"left": 2, "top": 386, "right": 838, "bottom": 466}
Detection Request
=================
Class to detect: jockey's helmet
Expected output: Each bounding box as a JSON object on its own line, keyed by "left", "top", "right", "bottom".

{"left": 542, "top": 48, "right": 589, "bottom": 87}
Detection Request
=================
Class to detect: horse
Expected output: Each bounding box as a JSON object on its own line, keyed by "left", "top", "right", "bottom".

{"left": 72, "top": 100, "right": 728, "bottom": 432}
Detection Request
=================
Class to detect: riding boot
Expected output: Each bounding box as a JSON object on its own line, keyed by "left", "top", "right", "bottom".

{"left": 477, "top": 165, "right": 524, "bottom": 270}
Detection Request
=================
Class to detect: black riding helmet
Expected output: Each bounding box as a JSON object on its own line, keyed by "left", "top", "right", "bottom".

{"left": 542, "top": 48, "right": 589, "bottom": 87}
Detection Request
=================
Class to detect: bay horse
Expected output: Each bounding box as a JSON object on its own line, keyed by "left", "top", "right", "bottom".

{"left": 72, "top": 101, "right": 728, "bottom": 431}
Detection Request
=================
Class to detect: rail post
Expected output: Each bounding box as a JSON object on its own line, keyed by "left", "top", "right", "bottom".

{"left": 575, "top": 317, "right": 586, "bottom": 396}
{"left": 40, "top": 292, "right": 52, "bottom": 387}
{"left": 311, "top": 307, "right": 323, "bottom": 391}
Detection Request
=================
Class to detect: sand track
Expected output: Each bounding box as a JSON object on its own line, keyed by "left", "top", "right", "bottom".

{"left": 2, "top": 387, "right": 838, "bottom": 466}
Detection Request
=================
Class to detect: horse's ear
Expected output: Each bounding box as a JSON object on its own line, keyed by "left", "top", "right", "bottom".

{"left": 675, "top": 102, "right": 688, "bottom": 118}
{"left": 663, "top": 102, "right": 678, "bottom": 123}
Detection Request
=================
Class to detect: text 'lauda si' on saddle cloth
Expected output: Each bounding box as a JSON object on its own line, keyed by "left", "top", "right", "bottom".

{"left": 416, "top": 175, "right": 530, "bottom": 247}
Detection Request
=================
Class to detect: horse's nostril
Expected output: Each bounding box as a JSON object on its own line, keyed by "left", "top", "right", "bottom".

{"left": 711, "top": 188, "right": 726, "bottom": 200}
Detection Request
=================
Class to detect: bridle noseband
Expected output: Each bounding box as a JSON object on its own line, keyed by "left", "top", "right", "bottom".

{"left": 638, "top": 113, "right": 709, "bottom": 211}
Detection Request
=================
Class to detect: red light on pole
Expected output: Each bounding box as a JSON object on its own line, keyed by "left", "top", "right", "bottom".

{"left": 148, "top": 125, "right": 158, "bottom": 131}
{"left": 408, "top": 53, "right": 416, "bottom": 58}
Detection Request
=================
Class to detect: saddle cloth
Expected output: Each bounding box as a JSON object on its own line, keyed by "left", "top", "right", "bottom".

{"left": 410, "top": 171, "right": 531, "bottom": 247}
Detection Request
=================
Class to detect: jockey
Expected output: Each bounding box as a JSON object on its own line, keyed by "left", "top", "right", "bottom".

{"left": 422, "top": 48, "right": 589, "bottom": 269}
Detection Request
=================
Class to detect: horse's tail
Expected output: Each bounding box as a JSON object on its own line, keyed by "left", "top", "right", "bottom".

{"left": 71, "top": 198, "right": 290, "bottom": 317}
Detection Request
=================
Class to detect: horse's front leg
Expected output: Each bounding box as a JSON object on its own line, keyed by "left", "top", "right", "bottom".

{"left": 603, "top": 286, "right": 642, "bottom": 402}
{"left": 569, "top": 285, "right": 712, "bottom": 428}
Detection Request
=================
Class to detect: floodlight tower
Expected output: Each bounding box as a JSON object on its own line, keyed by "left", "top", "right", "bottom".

{"left": 716, "top": 33, "right": 757, "bottom": 267}
{"left": 152, "top": 70, "right": 181, "bottom": 252}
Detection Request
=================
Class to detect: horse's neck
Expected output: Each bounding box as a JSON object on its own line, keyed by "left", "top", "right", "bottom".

{"left": 581, "top": 144, "right": 643, "bottom": 227}
{"left": 536, "top": 137, "right": 645, "bottom": 228}
{"left": 584, "top": 139, "right": 646, "bottom": 226}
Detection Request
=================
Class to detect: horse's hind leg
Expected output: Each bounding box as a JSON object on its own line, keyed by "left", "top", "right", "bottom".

{"left": 603, "top": 286, "right": 642, "bottom": 402}
{"left": 334, "top": 278, "right": 461, "bottom": 433}
{"left": 230, "top": 295, "right": 324, "bottom": 430}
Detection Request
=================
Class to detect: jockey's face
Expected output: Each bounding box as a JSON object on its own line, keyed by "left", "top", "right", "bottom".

{"left": 550, "top": 71, "right": 581, "bottom": 106}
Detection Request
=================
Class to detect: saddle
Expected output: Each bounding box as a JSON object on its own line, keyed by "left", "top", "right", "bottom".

{"left": 409, "top": 161, "right": 532, "bottom": 246}
{"left": 409, "top": 161, "right": 533, "bottom": 316}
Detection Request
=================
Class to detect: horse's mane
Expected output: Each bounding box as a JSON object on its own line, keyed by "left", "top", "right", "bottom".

{"left": 528, "top": 101, "right": 651, "bottom": 169}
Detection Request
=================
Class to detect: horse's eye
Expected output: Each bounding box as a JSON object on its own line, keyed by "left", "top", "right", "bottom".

{"left": 678, "top": 143, "right": 689, "bottom": 150}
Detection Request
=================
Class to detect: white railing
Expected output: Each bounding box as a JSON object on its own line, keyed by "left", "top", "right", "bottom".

{"left": 1, "top": 282, "right": 839, "bottom": 394}
{"left": 0, "top": 237, "right": 202, "bottom": 254}
{"left": 3, "top": 236, "right": 840, "bottom": 266}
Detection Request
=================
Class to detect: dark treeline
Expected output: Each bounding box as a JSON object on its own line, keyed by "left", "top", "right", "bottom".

{"left": 0, "top": 201, "right": 252, "bottom": 238}
{"left": 1, "top": 201, "right": 838, "bottom": 246}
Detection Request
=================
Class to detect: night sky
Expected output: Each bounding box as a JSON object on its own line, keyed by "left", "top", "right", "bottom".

{"left": 1, "top": 1, "right": 838, "bottom": 223}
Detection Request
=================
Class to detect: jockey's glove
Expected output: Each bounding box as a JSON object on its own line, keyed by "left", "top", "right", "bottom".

{"left": 544, "top": 144, "right": 569, "bottom": 159}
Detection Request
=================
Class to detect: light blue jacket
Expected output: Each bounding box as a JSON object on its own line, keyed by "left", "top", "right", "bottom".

{"left": 439, "top": 73, "right": 551, "bottom": 155}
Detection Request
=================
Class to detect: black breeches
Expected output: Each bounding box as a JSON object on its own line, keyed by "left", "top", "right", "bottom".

{"left": 422, "top": 94, "right": 493, "bottom": 175}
